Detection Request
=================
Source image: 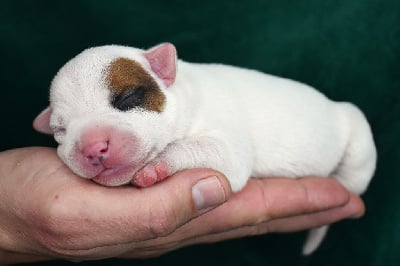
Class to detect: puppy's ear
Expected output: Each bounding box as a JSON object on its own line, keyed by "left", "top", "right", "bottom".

{"left": 144, "top": 43, "right": 177, "bottom": 87}
{"left": 33, "top": 107, "right": 53, "bottom": 134}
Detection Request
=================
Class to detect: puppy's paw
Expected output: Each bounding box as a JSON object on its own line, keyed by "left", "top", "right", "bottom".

{"left": 132, "top": 161, "right": 169, "bottom": 187}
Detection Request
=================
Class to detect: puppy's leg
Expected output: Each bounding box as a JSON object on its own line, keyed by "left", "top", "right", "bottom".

{"left": 332, "top": 103, "right": 377, "bottom": 195}
{"left": 133, "top": 134, "right": 253, "bottom": 192}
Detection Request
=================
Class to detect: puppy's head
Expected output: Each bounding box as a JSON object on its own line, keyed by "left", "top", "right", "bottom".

{"left": 33, "top": 43, "right": 178, "bottom": 186}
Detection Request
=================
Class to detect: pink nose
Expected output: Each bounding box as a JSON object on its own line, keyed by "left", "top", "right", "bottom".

{"left": 82, "top": 141, "right": 109, "bottom": 166}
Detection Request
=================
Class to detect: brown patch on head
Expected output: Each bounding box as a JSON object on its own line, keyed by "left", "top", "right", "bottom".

{"left": 106, "top": 57, "right": 166, "bottom": 112}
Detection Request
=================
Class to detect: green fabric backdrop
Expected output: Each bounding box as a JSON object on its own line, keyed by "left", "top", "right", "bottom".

{"left": 1, "top": 0, "right": 399, "bottom": 265}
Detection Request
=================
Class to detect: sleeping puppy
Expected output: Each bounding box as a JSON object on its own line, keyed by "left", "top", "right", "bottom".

{"left": 33, "top": 43, "right": 377, "bottom": 254}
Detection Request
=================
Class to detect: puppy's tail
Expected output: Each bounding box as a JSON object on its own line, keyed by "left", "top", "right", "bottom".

{"left": 302, "top": 225, "right": 329, "bottom": 255}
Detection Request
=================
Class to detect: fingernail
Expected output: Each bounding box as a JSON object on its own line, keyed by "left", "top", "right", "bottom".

{"left": 192, "top": 176, "right": 226, "bottom": 211}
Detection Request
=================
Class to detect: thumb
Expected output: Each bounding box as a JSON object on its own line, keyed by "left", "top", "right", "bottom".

{"left": 24, "top": 168, "right": 230, "bottom": 258}
{"left": 138, "top": 168, "right": 231, "bottom": 236}
{"left": 58, "top": 169, "right": 232, "bottom": 250}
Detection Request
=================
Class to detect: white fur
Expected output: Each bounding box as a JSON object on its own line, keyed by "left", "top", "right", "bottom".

{"left": 43, "top": 44, "right": 377, "bottom": 254}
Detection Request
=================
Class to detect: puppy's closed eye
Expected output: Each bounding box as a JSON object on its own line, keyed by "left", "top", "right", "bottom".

{"left": 112, "top": 86, "right": 145, "bottom": 111}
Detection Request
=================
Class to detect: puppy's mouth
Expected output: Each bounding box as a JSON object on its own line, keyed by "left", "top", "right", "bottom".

{"left": 90, "top": 152, "right": 153, "bottom": 187}
{"left": 74, "top": 145, "right": 157, "bottom": 187}
{"left": 92, "top": 165, "right": 136, "bottom": 186}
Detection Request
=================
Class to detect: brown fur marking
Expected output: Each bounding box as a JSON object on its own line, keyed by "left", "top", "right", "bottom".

{"left": 107, "top": 57, "right": 165, "bottom": 112}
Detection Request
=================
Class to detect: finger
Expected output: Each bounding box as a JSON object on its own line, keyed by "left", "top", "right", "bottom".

{"left": 248, "top": 177, "right": 352, "bottom": 218}
{"left": 118, "top": 193, "right": 364, "bottom": 259}
{"left": 118, "top": 176, "right": 357, "bottom": 256}
{"left": 178, "top": 177, "right": 352, "bottom": 235}
{"left": 265, "top": 192, "right": 365, "bottom": 232}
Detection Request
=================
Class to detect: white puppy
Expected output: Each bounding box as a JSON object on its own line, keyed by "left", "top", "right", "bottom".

{"left": 33, "top": 43, "right": 377, "bottom": 255}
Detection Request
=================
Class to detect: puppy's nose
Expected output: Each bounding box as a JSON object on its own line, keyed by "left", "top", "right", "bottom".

{"left": 83, "top": 141, "right": 109, "bottom": 166}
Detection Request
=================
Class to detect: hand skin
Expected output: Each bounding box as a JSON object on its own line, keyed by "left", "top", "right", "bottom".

{"left": 0, "top": 147, "right": 365, "bottom": 264}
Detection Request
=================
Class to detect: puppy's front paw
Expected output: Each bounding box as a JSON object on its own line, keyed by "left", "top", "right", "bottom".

{"left": 132, "top": 161, "right": 169, "bottom": 187}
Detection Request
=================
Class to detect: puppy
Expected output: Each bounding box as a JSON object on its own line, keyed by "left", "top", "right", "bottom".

{"left": 33, "top": 43, "right": 377, "bottom": 254}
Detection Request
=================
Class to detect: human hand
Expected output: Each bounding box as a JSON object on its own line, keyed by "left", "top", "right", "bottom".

{"left": 0, "top": 147, "right": 364, "bottom": 264}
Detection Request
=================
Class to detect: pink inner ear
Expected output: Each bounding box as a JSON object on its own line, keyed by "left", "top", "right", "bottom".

{"left": 144, "top": 43, "right": 177, "bottom": 87}
{"left": 33, "top": 107, "right": 53, "bottom": 135}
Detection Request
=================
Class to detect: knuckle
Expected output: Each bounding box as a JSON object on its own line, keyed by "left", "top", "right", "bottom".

{"left": 42, "top": 205, "right": 78, "bottom": 235}
{"left": 147, "top": 202, "right": 178, "bottom": 237}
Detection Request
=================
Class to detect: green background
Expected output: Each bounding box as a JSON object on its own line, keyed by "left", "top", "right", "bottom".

{"left": 1, "top": 0, "right": 399, "bottom": 265}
